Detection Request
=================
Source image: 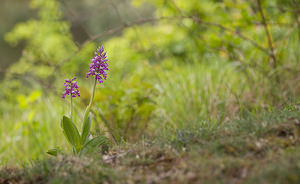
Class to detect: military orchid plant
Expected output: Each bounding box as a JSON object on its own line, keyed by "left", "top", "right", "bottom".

{"left": 48, "top": 45, "right": 110, "bottom": 156}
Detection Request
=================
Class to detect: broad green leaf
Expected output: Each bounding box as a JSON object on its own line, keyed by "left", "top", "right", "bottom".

{"left": 61, "top": 116, "right": 80, "bottom": 148}
{"left": 80, "top": 136, "right": 110, "bottom": 155}
{"left": 81, "top": 113, "right": 92, "bottom": 145}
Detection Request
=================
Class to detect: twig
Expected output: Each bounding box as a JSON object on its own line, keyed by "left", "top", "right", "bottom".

{"left": 109, "top": 0, "right": 127, "bottom": 25}
{"left": 257, "top": 0, "right": 277, "bottom": 69}
{"left": 190, "top": 16, "right": 270, "bottom": 55}
{"left": 60, "top": 0, "right": 93, "bottom": 40}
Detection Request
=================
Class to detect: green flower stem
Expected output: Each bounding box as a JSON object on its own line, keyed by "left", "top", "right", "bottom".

{"left": 70, "top": 94, "right": 72, "bottom": 119}
{"left": 70, "top": 86, "right": 73, "bottom": 120}
{"left": 83, "top": 78, "right": 97, "bottom": 124}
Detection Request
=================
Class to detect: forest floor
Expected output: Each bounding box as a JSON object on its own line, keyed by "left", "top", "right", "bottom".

{"left": 1, "top": 106, "right": 300, "bottom": 184}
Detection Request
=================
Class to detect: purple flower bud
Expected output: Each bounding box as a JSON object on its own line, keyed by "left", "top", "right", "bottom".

{"left": 62, "top": 77, "right": 80, "bottom": 99}
{"left": 86, "top": 45, "right": 109, "bottom": 84}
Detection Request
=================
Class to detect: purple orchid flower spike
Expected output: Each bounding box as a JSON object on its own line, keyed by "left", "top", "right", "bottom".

{"left": 86, "top": 45, "right": 109, "bottom": 83}
{"left": 62, "top": 77, "right": 80, "bottom": 99}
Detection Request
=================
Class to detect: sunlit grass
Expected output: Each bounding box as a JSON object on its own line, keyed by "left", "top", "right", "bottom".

{"left": 0, "top": 95, "right": 68, "bottom": 165}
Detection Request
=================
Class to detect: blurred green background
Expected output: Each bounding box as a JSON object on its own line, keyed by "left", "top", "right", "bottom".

{"left": 0, "top": 0, "right": 154, "bottom": 76}
{"left": 0, "top": 0, "right": 299, "bottom": 165}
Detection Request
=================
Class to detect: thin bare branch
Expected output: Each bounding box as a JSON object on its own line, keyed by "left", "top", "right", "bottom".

{"left": 56, "top": 15, "right": 269, "bottom": 69}
{"left": 190, "top": 16, "right": 270, "bottom": 55}
{"left": 109, "top": 0, "right": 127, "bottom": 25}
{"left": 256, "top": 0, "right": 277, "bottom": 68}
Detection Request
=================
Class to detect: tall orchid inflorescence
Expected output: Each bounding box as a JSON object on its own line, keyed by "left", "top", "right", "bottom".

{"left": 87, "top": 45, "right": 109, "bottom": 84}
{"left": 48, "top": 45, "right": 110, "bottom": 157}
{"left": 84, "top": 46, "right": 109, "bottom": 124}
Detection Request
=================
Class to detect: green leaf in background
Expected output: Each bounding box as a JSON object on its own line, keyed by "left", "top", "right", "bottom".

{"left": 61, "top": 116, "right": 81, "bottom": 150}
{"left": 80, "top": 136, "right": 110, "bottom": 155}
{"left": 81, "top": 113, "right": 92, "bottom": 145}
{"left": 46, "top": 149, "right": 58, "bottom": 156}
{"left": 46, "top": 147, "right": 64, "bottom": 156}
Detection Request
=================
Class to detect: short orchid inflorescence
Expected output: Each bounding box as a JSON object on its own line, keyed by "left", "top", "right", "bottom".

{"left": 62, "top": 77, "right": 80, "bottom": 99}
{"left": 86, "top": 45, "right": 109, "bottom": 83}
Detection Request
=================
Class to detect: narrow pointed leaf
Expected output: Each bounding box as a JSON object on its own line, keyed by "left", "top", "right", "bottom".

{"left": 81, "top": 113, "right": 92, "bottom": 145}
